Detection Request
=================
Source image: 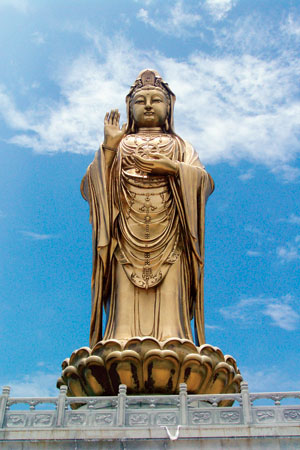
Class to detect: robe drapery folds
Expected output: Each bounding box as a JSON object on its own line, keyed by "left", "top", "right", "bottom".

{"left": 81, "top": 135, "right": 214, "bottom": 348}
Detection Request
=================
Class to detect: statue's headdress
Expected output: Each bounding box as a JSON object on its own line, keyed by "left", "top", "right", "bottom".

{"left": 125, "top": 69, "right": 176, "bottom": 134}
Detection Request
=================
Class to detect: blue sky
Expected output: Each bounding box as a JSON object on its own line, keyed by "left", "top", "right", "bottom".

{"left": 0, "top": 0, "right": 300, "bottom": 397}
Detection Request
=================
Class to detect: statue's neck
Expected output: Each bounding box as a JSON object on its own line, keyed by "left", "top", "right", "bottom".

{"left": 137, "top": 127, "right": 163, "bottom": 135}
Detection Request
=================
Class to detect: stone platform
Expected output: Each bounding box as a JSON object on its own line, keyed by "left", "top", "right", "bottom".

{"left": 1, "top": 383, "right": 300, "bottom": 449}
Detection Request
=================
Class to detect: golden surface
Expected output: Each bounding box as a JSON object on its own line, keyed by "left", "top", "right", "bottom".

{"left": 57, "top": 337, "right": 242, "bottom": 405}
{"left": 81, "top": 69, "right": 214, "bottom": 347}
{"left": 58, "top": 70, "right": 242, "bottom": 398}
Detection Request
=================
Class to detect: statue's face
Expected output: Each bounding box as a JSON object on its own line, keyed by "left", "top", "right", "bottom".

{"left": 131, "top": 88, "right": 168, "bottom": 128}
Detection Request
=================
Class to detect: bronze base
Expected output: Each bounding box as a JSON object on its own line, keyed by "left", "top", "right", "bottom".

{"left": 57, "top": 337, "right": 242, "bottom": 405}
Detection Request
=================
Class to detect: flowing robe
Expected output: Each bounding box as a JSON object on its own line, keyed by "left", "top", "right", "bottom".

{"left": 81, "top": 133, "right": 214, "bottom": 348}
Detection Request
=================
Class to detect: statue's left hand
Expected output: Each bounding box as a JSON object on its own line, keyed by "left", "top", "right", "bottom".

{"left": 133, "top": 153, "right": 178, "bottom": 176}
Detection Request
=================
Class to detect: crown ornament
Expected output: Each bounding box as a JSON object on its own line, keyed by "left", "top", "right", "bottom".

{"left": 129, "top": 69, "right": 173, "bottom": 103}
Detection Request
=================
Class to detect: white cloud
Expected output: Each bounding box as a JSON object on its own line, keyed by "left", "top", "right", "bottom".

{"left": 281, "top": 14, "right": 300, "bottom": 39}
{"left": 246, "top": 250, "right": 261, "bottom": 257}
{"left": 0, "top": 26, "right": 300, "bottom": 178}
{"left": 239, "top": 169, "right": 254, "bottom": 181}
{"left": 215, "top": 14, "right": 282, "bottom": 56}
{"left": 0, "top": 85, "right": 30, "bottom": 129}
{"left": 20, "top": 231, "right": 58, "bottom": 240}
{"left": 285, "top": 213, "right": 300, "bottom": 225}
{"left": 137, "top": 8, "right": 148, "bottom": 21}
{"left": 0, "top": 0, "right": 29, "bottom": 13}
{"left": 31, "top": 31, "right": 45, "bottom": 45}
{"left": 137, "top": 1, "right": 202, "bottom": 37}
{"left": 134, "top": 0, "right": 153, "bottom": 4}
{"left": 263, "top": 303, "right": 299, "bottom": 331}
{"left": 1, "top": 372, "right": 58, "bottom": 397}
{"left": 204, "top": 0, "right": 236, "bottom": 21}
{"left": 277, "top": 243, "right": 300, "bottom": 263}
{"left": 277, "top": 235, "right": 300, "bottom": 263}
{"left": 206, "top": 324, "right": 223, "bottom": 330}
{"left": 220, "top": 294, "right": 300, "bottom": 331}
{"left": 242, "top": 366, "right": 300, "bottom": 392}
{"left": 37, "top": 361, "right": 46, "bottom": 367}
{"left": 245, "top": 225, "right": 263, "bottom": 235}
{"left": 272, "top": 164, "right": 300, "bottom": 183}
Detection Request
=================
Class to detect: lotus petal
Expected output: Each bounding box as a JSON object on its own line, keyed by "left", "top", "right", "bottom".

{"left": 144, "top": 349, "right": 180, "bottom": 394}
{"left": 179, "top": 354, "right": 213, "bottom": 394}
{"left": 125, "top": 337, "right": 161, "bottom": 358}
{"left": 78, "top": 355, "right": 113, "bottom": 396}
{"left": 106, "top": 350, "right": 142, "bottom": 394}
{"left": 163, "top": 338, "right": 198, "bottom": 361}
{"left": 92, "top": 340, "right": 122, "bottom": 359}
{"left": 69, "top": 347, "right": 91, "bottom": 367}
{"left": 62, "top": 366, "right": 88, "bottom": 397}
{"left": 58, "top": 338, "right": 242, "bottom": 402}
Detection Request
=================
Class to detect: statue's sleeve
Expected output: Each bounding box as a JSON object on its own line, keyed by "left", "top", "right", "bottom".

{"left": 176, "top": 141, "right": 214, "bottom": 345}
{"left": 178, "top": 141, "right": 214, "bottom": 242}
{"left": 80, "top": 148, "right": 113, "bottom": 346}
{"left": 81, "top": 149, "right": 111, "bottom": 252}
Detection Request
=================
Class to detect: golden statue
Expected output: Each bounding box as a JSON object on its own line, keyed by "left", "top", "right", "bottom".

{"left": 58, "top": 70, "right": 242, "bottom": 398}
{"left": 81, "top": 69, "right": 214, "bottom": 347}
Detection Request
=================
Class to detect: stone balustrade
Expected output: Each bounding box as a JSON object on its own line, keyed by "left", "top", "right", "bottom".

{"left": 1, "top": 382, "right": 300, "bottom": 431}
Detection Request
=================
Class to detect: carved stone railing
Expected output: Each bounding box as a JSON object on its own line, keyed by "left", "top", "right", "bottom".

{"left": 1, "top": 382, "right": 300, "bottom": 430}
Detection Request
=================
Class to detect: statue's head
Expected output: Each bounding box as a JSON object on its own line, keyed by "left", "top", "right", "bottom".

{"left": 125, "top": 69, "right": 176, "bottom": 134}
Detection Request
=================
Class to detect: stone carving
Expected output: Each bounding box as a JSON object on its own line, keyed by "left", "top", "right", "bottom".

{"left": 129, "top": 413, "right": 149, "bottom": 426}
{"left": 256, "top": 410, "right": 275, "bottom": 422}
{"left": 94, "top": 413, "right": 113, "bottom": 425}
{"left": 32, "top": 414, "right": 53, "bottom": 426}
{"left": 283, "top": 409, "right": 300, "bottom": 421}
{"left": 149, "top": 399, "right": 157, "bottom": 408}
{"left": 156, "top": 413, "right": 177, "bottom": 425}
{"left": 58, "top": 69, "right": 242, "bottom": 399}
{"left": 192, "top": 411, "right": 212, "bottom": 424}
{"left": 2, "top": 381, "right": 300, "bottom": 431}
{"left": 220, "top": 411, "right": 240, "bottom": 423}
{"left": 6, "top": 414, "right": 26, "bottom": 427}
{"left": 67, "top": 413, "right": 86, "bottom": 425}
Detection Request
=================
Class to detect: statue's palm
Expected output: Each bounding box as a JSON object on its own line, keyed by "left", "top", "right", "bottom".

{"left": 104, "top": 109, "right": 126, "bottom": 149}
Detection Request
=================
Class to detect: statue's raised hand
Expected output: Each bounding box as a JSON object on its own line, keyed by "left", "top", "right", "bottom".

{"left": 103, "top": 109, "right": 126, "bottom": 150}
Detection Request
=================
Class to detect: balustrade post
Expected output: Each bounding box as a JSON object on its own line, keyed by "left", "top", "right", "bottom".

{"left": 117, "top": 384, "right": 127, "bottom": 427}
{"left": 0, "top": 386, "right": 10, "bottom": 428}
{"left": 240, "top": 381, "right": 252, "bottom": 425}
{"left": 179, "top": 383, "right": 188, "bottom": 425}
{"left": 56, "top": 385, "right": 67, "bottom": 427}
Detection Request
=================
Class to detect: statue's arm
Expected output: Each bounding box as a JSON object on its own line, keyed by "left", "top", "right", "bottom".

{"left": 81, "top": 108, "right": 126, "bottom": 201}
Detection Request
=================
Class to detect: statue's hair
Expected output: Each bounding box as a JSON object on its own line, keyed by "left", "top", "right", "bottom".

{"left": 125, "top": 69, "right": 176, "bottom": 135}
